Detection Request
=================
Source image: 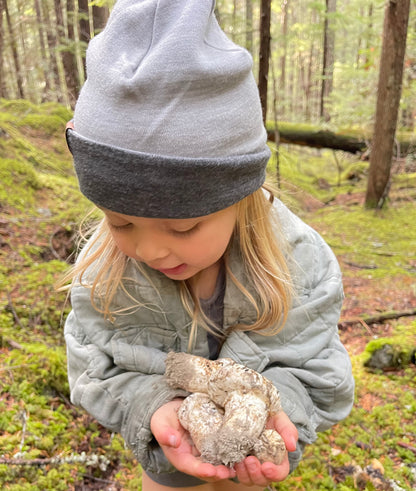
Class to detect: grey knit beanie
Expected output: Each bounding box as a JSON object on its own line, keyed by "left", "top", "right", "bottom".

{"left": 66, "top": 0, "right": 270, "bottom": 218}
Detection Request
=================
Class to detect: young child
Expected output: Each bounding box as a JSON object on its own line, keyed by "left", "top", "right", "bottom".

{"left": 62, "top": 1, "right": 354, "bottom": 489}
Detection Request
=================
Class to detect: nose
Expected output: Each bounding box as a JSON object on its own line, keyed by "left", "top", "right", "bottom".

{"left": 135, "top": 233, "right": 170, "bottom": 265}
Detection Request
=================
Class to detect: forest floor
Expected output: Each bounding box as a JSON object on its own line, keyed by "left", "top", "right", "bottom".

{"left": 0, "top": 100, "right": 415, "bottom": 490}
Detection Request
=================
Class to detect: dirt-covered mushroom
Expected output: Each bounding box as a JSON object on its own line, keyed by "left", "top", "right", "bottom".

{"left": 165, "top": 352, "right": 287, "bottom": 466}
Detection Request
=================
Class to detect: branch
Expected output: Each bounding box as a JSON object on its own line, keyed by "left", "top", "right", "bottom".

{"left": 0, "top": 452, "right": 110, "bottom": 470}
{"left": 339, "top": 308, "right": 416, "bottom": 328}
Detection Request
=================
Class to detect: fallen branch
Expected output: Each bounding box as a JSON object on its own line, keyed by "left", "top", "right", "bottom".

{"left": 0, "top": 452, "right": 110, "bottom": 470}
{"left": 339, "top": 308, "right": 416, "bottom": 328}
{"left": 397, "top": 442, "right": 416, "bottom": 455}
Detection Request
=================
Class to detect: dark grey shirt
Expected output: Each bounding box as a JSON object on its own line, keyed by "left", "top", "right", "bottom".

{"left": 200, "top": 263, "right": 226, "bottom": 359}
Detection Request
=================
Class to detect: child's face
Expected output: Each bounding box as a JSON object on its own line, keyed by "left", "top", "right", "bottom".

{"left": 102, "top": 205, "right": 238, "bottom": 281}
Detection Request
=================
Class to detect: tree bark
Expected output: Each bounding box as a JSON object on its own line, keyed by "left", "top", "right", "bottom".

{"left": 365, "top": 0, "right": 410, "bottom": 209}
{"left": 258, "top": 0, "right": 272, "bottom": 123}
{"left": 320, "top": 0, "right": 336, "bottom": 121}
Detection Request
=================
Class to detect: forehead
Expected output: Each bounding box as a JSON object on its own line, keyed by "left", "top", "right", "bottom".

{"left": 101, "top": 205, "right": 236, "bottom": 226}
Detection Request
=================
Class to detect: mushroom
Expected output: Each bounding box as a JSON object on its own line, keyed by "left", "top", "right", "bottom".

{"left": 165, "top": 352, "right": 287, "bottom": 466}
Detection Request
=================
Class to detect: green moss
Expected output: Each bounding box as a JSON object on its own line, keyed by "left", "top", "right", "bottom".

{"left": 304, "top": 202, "right": 416, "bottom": 278}
{"left": 0, "top": 159, "right": 41, "bottom": 209}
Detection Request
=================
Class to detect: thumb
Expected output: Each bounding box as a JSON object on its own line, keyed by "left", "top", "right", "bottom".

{"left": 271, "top": 411, "right": 298, "bottom": 453}
{"left": 152, "top": 423, "right": 181, "bottom": 449}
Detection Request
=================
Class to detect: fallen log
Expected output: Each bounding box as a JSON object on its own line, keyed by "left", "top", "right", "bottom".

{"left": 267, "top": 123, "right": 415, "bottom": 156}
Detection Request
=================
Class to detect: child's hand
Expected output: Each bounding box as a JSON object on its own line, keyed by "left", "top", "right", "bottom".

{"left": 150, "top": 399, "right": 237, "bottom": 482}
{"left": 234, "top": 410, "right": 298, "bottom": 487}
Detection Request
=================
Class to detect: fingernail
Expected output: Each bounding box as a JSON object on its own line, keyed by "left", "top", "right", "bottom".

{"left": 168, "top": 435, "right": 177, "bottom": 447}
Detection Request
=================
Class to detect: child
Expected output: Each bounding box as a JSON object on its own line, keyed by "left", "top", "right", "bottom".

{"left": 62, "top": 1, "right": 354, "bottom": 489}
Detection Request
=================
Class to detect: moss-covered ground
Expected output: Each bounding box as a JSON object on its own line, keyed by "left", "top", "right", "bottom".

{"left": 0, "top": 100, "right": 415, "bottom": 490}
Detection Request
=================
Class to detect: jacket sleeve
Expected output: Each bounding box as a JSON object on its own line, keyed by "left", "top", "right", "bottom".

{"left": 64, "top": 285, "right": 188, "bottom": 473}
{"left": 219, "top": 203, "right": 355, "bottom": 472}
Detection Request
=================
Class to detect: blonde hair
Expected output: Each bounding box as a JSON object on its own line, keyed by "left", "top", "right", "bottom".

{"left": 58, "top": 184, "right": 293, "bottom": 349}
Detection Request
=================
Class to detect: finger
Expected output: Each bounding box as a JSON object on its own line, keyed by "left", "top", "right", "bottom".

{"left": 261, "top": 459, "right": 290, "bottom": 482}
{"left": 242, "top": 456, "right": 269, "bottom": 487}
{"left": 166, "top": 449, "right": 234, "bottom": 482}
{"left": 156, "top": 429, "right": 182, "bottom": 448}
{"left": 234, "top": 460, "right": 251, "bottom": 485}
{"left": 270, "top": 411, "right": 298, "bottom": 452}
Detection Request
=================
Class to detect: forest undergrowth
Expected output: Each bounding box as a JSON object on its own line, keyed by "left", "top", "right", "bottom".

{"left": 0, "top": 100, "right": 415, "bottom": 490}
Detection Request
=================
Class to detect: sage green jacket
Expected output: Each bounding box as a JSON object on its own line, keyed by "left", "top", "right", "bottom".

{"left": 64, "top": 199, "right": 354, "bottom": 473}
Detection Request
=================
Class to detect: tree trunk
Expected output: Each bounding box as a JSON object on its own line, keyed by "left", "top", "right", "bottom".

{"left": 279, "top": 0, "right": 289, "bottom": 117}
{"left": 78, "top": 0, "right": 91, "bottom": 79}
{"left": 4, "top": 0, "right": 24, "bottom": 98}
{"left": 55, "top": 0, "right": 79, "bottom": 107}
{"left": 0, "top": 0, "right": 6, "bottom": 98}
{"left": 320, "top": 0, "right": 336, "bottom": 121}
{"left": 245, "top": 0, "right": 253, "bottom": 55}
{"left": 92, "top": 4, "right": 109, "bottom": 35}
{"left": 365, "top": 0, "right": 410, "bottom": 209}
{"left": 258, "top": 0, "right": 272, "bottom": 123}
{"left": 34, "top": 0, "right": 51, "bottom": 101}
{"left": 43, "top": 0, "right": 63, "bottom": 102}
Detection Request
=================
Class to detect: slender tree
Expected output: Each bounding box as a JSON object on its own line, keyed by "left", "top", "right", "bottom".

{"left": 34, "top": 0, "right": 51, "bottom": 101}
{"left": 320, "top": 0, "right": 336, "bottom": 121}
{"left": 78, "top": 0, "right": 90, "bottom": 78}
{"left": 4, "top": 0, "right": 24, "bottom": 98}
{"left": 0, "top": 0, "right": 6, "bottom": 98}
{"left": 365, "top": 0, "right": 411, "bottom": 209}
{"left": 279, "top": 0, "right": 289, "bottom": 99}
{"left": 258, "top": 0, "right": 271, "bottom": 122}
{"left": 245, "top": 0, "right": 253, "bottom": 54}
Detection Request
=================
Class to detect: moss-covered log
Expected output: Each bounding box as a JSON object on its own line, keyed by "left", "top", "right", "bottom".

{"left": 267, "top": 123, "right": 414, "bottom": 156}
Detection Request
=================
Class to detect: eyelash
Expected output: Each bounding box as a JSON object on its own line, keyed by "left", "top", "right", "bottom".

{"left": 171, "top": 224, "right": 200, "bottom": 237}
{"left": 108, "top": 222, "right": 132, "bottom": 231}
{"left": 108, "top": 222, "right": 200, "bottom": 236}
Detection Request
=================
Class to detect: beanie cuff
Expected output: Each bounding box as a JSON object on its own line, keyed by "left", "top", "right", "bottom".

{"left": 66, "top": 129, "right": 269, "bottom": 219}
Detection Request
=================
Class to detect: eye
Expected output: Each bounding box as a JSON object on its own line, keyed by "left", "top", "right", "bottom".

{"left": 170, "top": 223, "right": 200, "bottom": 237}
{"left": 108, "top": 221, "right": 133, "bottom": 231}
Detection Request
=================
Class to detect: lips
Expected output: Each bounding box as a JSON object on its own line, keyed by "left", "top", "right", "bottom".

{"left": 157, "top": 263, "right": 188, "bottom": 276}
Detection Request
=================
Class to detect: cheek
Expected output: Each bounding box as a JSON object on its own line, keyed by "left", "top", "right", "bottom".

{"left": 111, "top": 234, "right": 135, "bottom": 258}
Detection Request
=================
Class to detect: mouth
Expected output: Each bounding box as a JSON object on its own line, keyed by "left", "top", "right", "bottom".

{"left": 156, "top": 263, "right": 188, "bottom": 276}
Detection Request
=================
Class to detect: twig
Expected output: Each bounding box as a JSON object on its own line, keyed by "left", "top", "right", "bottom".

{"left": 397, "top": 442, "right": 416, "bottom": 455}
{"left": 81, "top": 474, "right": 118, "bottom": 486}
{"left": 6, "top": 294, "right": 24, "bottom": 329}
{"left": 358, "top": 319, "right": 374, "bottom": 336}
{"left": 343, "top": 260, "right": 378, "bottom": 270}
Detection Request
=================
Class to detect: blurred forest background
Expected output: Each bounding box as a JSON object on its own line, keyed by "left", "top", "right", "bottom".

{"left": 0, "top": 0, "right": 414, "bottom": 125}
{"left": 0, "top": 0, "right": 415, "bottom": 127}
